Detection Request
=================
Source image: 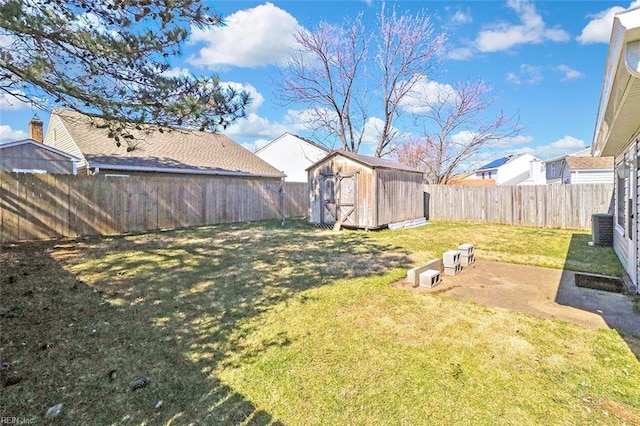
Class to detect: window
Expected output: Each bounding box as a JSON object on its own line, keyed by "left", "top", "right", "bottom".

{"left": 616, "top": 158, "right": 629, "bottom": 234}
{"left": 551, "top": 163, "right": 556, "bottom": 177}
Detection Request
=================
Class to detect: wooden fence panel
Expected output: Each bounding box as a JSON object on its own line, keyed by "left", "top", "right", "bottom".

{"left": 424, "top": 183, "right": 614, "bottom": 230}
{"left": 0, "top": 173, "right": 312, "bottom": 243}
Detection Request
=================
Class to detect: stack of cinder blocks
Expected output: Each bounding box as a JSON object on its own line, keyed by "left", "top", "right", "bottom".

{"left": 406, "top": 258, "right": 443, "bottom": 288}
{"left": 458, "top": 243, "right": 475, "bottom": 266}
{"left": 443, "top": 250, "right": 462, "bottom": 276}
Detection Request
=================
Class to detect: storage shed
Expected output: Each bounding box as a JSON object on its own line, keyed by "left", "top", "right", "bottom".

{"left": 307, "top": 151, "right": 425, "bottom": 229}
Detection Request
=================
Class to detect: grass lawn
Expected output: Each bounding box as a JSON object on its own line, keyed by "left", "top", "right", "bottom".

{"left": 1, "top": 219, "right": 638, "bottom": 425}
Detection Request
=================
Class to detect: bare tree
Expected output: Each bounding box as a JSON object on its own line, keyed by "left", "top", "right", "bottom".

{"left": 397, "top": 80, "right": 521, "bottom": 184}
{"left": 275, "top": 3, "right": 445, "bottom": 157}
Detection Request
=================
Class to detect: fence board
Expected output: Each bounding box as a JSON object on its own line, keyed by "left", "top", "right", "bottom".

{"left": 424, "top": 184, "right": 614, "bottom": 230}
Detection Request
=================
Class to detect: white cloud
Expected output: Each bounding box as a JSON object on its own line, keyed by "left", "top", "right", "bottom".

{"left": 0, "top": 125, "right": 28, "bottom": 142}
{"left": 0, "top": 34, "right": 14, "bottom": 48}
{"left": 493, "top": 134, "right": 534, "bottom": 148}
{"left": 576, "top": 1, "right": 640, "bottom": 44}
{"left": 556, "top": 64, "right": 584, "bottom": 80}
{"left": 222, "top": 82, "right": 264, "bottom": 114}
{"left": 506, "top": 64, "right": 543, "bottom": 85}
{"left": 534, "top": 135, "right": 586, "bottom": 159}
{"left": 161, "top": 67, "right": 191, "bottom": 78}
{"left": 475, "top": 0, "right": 570, "bottom": 52}
{"left": 189, "top": 2, "right": 301, "bottom": 68}
{"left": 399, "top": 78, "right": 458, "bottom": 114}
{"left": 447, "top": 47, "right": 475, "bottom": 61}
{"left": 224, "top": 113, "right": 289, "bottom": 139}
{"left": 241, "top": 138, "right": 271, "bottom": 153}
{"left": 451, "top": 10, "right": 473, "bottom": 25}
{"left": 0, "top": 92, "right": 29, "bottom": 110}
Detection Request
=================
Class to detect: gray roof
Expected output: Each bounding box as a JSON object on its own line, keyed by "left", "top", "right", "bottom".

{"left": 309, "top": 150, "right": 423, "bottom": 174}
{"left": 52, "top": 109, "right": 284, "bottom": 177}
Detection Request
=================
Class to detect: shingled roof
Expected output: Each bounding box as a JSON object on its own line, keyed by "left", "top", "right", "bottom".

{"left": 308, "top": 150, "right": 422, "bottom": 174}
{"left": 565, "top": 156, "right": 614, "bottom": 170}
{"left": 50, "top": 109, "right": 284, "bottom": 178}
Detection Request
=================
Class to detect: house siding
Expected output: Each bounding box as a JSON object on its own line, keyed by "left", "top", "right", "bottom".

{"left": 0, "top": 143, "right": 76, "bottom": 174}
{"left": 546, "top": 159, "right": 564, "bottom": 183}
{"left": 613, "top": 140, "right": 638, "bottom": 291}
{"left": 570, "top": 169, "right": 614, "bottom": 184}
{"left": 44, "top": 115, "right": 87, "bottom": 171}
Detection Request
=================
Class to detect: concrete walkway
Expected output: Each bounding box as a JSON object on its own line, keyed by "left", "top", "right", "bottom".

{"left": 399, "top": 260, "right": 640, "bottom": 336}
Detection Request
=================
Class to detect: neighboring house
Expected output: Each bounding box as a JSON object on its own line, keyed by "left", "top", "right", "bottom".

{"left": 466, "top": 153, "right": 540, "bottom": 186}
{"left": 591, "top": 6, "right": 640, "bottom": 293}
{"left": 561, "top": 156, "right": 614, "bottom": 184}
{"left": 255, "top": 132, "right": 329, "bottom": 182}
{"left": 43, "top": 109, "right": 284, "bottom": 180}
{"left": 0, "top": 118, "right": 79, "bottom": 174}
{"left": 519, "top": 159, "right": 547, "bottom": 185}
{"left": 307, "top": 151, "right": 424, "bottom": 229}
{"left": 545, "top": 147, "right": 594, "bottom": 184}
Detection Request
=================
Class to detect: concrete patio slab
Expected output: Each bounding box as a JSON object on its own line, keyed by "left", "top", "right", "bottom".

{"left": 397, "top": 260, "right": 640, "bottom": 336}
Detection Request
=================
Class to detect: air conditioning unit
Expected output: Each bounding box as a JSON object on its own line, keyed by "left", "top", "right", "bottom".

{"left": 592, "top": 213, "right": 613, "bottom": 246}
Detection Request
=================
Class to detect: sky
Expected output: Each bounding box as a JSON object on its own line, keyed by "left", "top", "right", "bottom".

{"left": 1, "top": 0, "right": 639, "bottom": 168}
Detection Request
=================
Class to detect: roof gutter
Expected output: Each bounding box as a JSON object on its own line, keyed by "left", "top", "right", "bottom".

{"left": 88, "top": 163, "right": 285, "bottom": 179}
{"left": 592, "top": 7, "right": 640, "bottom": 157}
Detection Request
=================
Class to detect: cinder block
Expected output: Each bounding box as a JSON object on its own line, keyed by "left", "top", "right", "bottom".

{"left": 458, "top": 243, "right": 474, "bottom": 257}
{"left": 443, "top": 250, "right": 460, "bottom": 267}
{"left": 406, "top": 258, "right": 443, "bottom": 287}
{"left": 419, "top": 269, "right": 441, "bottom": 288}
{"left": 444, "top": 264, "right": 462, "bottom": 276}
{"left": 460, "top": 254, "right": 475, "bottom": 266}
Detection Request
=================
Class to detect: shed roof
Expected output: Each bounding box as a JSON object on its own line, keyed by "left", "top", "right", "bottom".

{"left": 565, "top": 156, "right": 614, "bottom": 170}
{"left": 308, "top": 150, "right": 423, "bottom": 174}
{"left": 51, "top": 109, "right": 284, "bottom": 178}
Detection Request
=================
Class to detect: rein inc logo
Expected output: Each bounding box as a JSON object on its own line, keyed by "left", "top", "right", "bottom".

{"left": 0, "top": 417, "right": 36, "bottom": 424}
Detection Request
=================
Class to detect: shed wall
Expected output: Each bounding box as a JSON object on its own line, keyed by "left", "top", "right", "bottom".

{"left": 375, "top": 169, "right": 424, "bottom": 226}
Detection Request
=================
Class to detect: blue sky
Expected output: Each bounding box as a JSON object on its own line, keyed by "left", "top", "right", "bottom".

{"left": 1, "top": 0, "right": 639, "bottom": 166}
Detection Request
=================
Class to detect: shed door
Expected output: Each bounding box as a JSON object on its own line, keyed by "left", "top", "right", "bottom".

{"left": 321, "top": 174, "right": 357, "bottom": 225}
{"left": 337, "top": 174, "right": 357, "bottom": 226}
{"left": 321, "top": 175, "right": 337, "bottom": 224}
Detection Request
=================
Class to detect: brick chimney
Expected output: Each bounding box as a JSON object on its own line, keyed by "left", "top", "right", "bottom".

{"left": 29, "top": 116, "right": 44, "bottom": 143}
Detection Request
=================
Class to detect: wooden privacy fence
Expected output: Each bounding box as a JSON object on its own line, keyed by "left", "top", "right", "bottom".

{"left": 0, "top": 172, "right": 308, "bottom": 243}
{"left": 424, "top": 183, "right": 614, "bottom": 230}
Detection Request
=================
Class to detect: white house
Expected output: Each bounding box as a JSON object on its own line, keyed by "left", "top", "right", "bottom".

{"left": 467, "top": 153, "right": 540, "bottom": 186}
{"left": 591, "top": 6, "right": 640, "bottom": 293}
{"left": 561, "top": 156, "right": 614, "bottom": 184}
{"left": 255, "top": 133, "right": 329, "bottom": 182}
